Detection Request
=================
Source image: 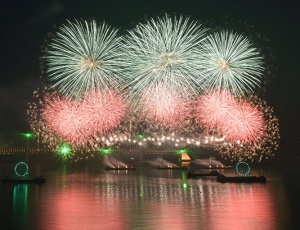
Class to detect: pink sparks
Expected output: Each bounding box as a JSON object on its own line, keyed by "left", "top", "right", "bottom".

{"left": 195, "top": 90, "right": 237, "bottom": 131}
{"left": 81, "top": 90, "right": 128, "bottom": 134}
{"left": 219, "top": 101, "right": 266, "bottom": 144}
{"left": 42, "top": 90, "right": 128, "bottom": 146}
{"left": 195, "top": 90, "right": 266, "bottom": 144}
{"left": 140, "top": 86, "right": 190, "bottom": 128}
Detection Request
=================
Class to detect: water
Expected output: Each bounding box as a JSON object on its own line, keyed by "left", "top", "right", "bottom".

{"left": 1, "top": 162, "right": 299, "bottom": 230}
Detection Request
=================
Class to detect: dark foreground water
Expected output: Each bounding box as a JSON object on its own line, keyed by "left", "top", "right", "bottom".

{"left": 1, "top": 162, "right": 300, "bottom": 230}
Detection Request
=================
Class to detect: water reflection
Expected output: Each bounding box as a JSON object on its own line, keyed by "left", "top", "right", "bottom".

{"left": 13, "top": 184, "right": 29, "bottom": 228}
{"left": 0, "top": 164, "right": 296, "bottom": 229}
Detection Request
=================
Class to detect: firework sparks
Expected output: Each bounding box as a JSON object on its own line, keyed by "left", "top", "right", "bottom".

{"left": 195, "top": 90, "right": 266, "bottom": 144}
{"left": 140, "top": 85, "right": 191, "bottom": 129}
{"left": 198, "top": 31, "right": 264, "bottom": 97}
{"left": 122, "top": 14, "right": 208, "bottom": 104}
{"left": 46, "top": 19, "right": 124, "bottom": 100}
{"left": 81, "top": 90, "right": 128, "bottom": 135}
{"left": 41, "top": 90, "right": 128, "bottom": 146}
{"left": 220, "top": 100, "right": 265, "bottom": 144}
{"left": 216, "top": 94, "right": 280, "bottom": 162}
{"left": 195, "top": 90, "right": 237, "bottom": 131}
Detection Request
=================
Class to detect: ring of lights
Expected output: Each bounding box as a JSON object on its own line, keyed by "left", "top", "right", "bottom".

{"left": 236, "top": 161, "right": 250, "bottom": 176}
{"left": 14, "top": 162, "right": 29, "bottom": 177}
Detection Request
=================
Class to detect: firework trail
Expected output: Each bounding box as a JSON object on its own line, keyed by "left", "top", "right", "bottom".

{"left": 122, "top": 14, "right": 208, "bottom": 104}
{"left": 198, "top": 31, "right": 264, "bottom": 97}
{"left": 46, "top": 19, "right": 124, "bottom": 100}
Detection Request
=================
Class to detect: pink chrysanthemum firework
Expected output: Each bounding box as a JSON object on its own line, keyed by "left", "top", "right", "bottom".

{"left": 140, "top": 86, "right": 190, "bottom": 129}
{"left": 219, "top": 100, "right": 266, "bottom": 144}
{"left": 42, "top": 95, "right": 90, "bottom": 145}
{"left": 42, "top": 90, "right": 128, "bottom": 146}
{"left": 195, "top": 90, "right": 237, "bottom": 131}
{"left": 81, "top": 90, "right": 128, "bottom": 134}
{"left": 195, "top": 90, "right": 266, "bottom": 144}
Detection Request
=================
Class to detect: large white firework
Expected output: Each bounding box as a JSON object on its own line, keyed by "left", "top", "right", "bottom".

{"left": 198, "top": 31, "right": 264, "bottom": 97}
{"left": 46, "top": 19, "right": 124, "bottom": 99}
{"left": 122, "top": 15, "right": 208, "bottom": 105}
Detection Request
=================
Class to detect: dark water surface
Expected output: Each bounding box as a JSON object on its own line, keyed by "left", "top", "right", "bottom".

{"left": 1, "top": 162, "right": 299, "bottom": 230}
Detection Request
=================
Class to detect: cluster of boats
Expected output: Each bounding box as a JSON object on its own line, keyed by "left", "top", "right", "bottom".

{"left": 105, "top": 165, "right": 267, "bottom": 183}
{"left": 2, "top": 162, "right": 266, "bottom": 184}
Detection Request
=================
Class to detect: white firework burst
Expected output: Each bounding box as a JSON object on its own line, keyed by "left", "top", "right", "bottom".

{"left": 46, "top": 19, "right": 124, "bottom": 100}
{"left": 198, "top": 31, "right": 264, "bottom": 97}
{"left": 121, "top": 14, "right": 208, "bottom": 105}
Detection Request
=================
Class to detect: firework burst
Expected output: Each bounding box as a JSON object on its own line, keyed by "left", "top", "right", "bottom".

{"left": 122, "top": 14, "right": 208, "bottom": 104}
{"left": 42, "top": 95, "right": 90, "bottom": 145}
{"left": 46, "top": 19, "right": 124, "bottom": 100}
{"left": 198, "top": 31, "right": 264, "bottom": 97}
{"left": 216, "top": 94, "right": 280, "bottom": 163}
{"left": 41, "top": 90, "right": 128, "bottom": 147}
{"left": 140, "top": 85, "right": 191, "bottom": 129}
{"left": 219, "top": 100, "right": 265, "bottom": 144}
{"left": 195, "top": 90, "right": 237, "bottom": 131}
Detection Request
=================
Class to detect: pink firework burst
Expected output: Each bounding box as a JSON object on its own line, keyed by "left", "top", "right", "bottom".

{"left": 195, "top": 90, "right": 237, "bottom": 131}
{"left": 81, "top": 90, "right": 128, "bottom": 135}
{"left": 140, "top": 86, "right": 190, "bottom": 129}
{"left": 42, "top": 95, "right": 90, "bottom": 145}
{"left": 219, "top": 100, "right": 266, "bottom": 144}
{"left": 195, "top": 90, "right": 266, "bottom": 144}
{"left": 42, "top": 90, "right": 128, "bottom": 146}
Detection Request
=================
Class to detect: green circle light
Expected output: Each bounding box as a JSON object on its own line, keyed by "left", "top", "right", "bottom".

{"left": 14, "top": 162, "right": 29, "bottom": 177}
{"left": 236, "top": 161, "right": 250, "bottom": 176}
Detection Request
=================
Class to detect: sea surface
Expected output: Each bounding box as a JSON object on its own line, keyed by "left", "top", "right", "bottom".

{"left": 0, "top": 161, "right": 299, "bottom": 230}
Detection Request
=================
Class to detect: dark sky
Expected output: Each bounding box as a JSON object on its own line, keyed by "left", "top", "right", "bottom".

{"left": 0, "top": 0, "right": 299, "bottom": 154}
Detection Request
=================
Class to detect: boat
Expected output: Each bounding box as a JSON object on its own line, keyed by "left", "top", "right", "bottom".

{"left": 216, "top": 174, "right": 266, "bottom": 183}
{"left": 187, "top": 170, "right": 220, "bottom": 178}
{"left": 1, "top": 175, "right": 46, "bottom": 184}
{"left": 105, "top": 166, "right": 136, "bottom": 171}
{"left": 157, "top": 166, "right": 188, "bottom": 170}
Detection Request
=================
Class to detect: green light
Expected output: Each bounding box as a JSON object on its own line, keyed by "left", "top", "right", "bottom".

{"left": 24, "top": 133, "right": 33, "bottom": 138}
{"left": 182, "top": 183, "right": 188, "bottom": 189}
{"left": 136, "top": 134, "right": 145, "bottom": 139}
{"left": 58, "top": 144, "right": 72, "bottom": 158}
{"left": 14, "top": 162, "right": 29, "bottom": 177}
{"left": 100, "top": 148, "right": 114, "bottom": 155}
{"left": 175, "top": 148, "right": 191, "bottom": 155}
{"left": 236, "top": 161, "right": 251, "bottom": 176}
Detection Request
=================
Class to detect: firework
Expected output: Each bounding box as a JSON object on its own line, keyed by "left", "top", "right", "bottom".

{"left": 216, "top": 94, "right": 280, "bottom": 163}
{"left": 80, "top": 89, "right": 128, "bottom": 135}
{"left": 122, "top": 14, "right": 208, "bottom": 104}
{"left": 195, "top": 90, "right": 266, "bottom": 144}
{"left": 28, "top": 86, "right": 64, "bottom": 148}
{"left": 46, "top": 19, "right": 124, "bottom": 100}
{"left": 198, "top": 31, "right": 264, "bottom": 97}
{"left": 42, "top": 95, "right": 90, "bottom": 145}
{"left": 195, "top": 90, "right": 237, "bottom": 131}
{"left": 140, "top": 85, "right": 191, "bottom": 129}
{"left": 219, "top": 100, "right": 265, "bottom": 144}
{"left": 41, "top": 90, "right": 128, "bottom": 147}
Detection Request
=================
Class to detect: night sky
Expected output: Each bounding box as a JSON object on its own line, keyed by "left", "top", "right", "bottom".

{"left": 0, "top": 0, "right": 299, "bottom": 154}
